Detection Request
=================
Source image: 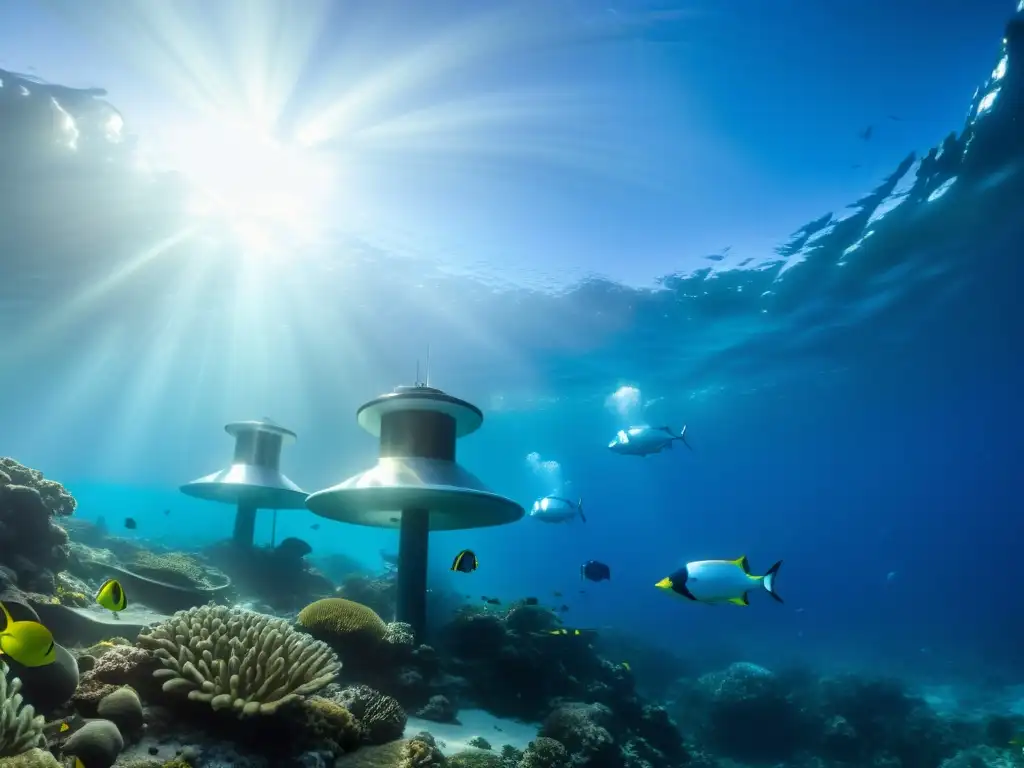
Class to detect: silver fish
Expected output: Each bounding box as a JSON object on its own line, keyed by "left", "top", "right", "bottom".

{"left": 607, "top": 424, "right": 692, "bottom": 456}
{"left": 529, "top": 496, "right": 586, "bottom": 523}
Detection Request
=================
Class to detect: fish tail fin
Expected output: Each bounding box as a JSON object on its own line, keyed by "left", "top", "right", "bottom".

{"left": 0, "top": 602, "right": 12, "bottom": 629}
{"left": 578, "top": 498, "right": 586, "bottom": 523}
{"left": 762, "top": 561, "right": 783, "bottom": 603}
{"left": 679, "top": 425, "right": 693, "bottom": 451}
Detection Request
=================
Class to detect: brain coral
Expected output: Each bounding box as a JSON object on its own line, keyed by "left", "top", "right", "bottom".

{"left": 137, "top": 604, "right": 340, "bottom": 716}
{"left": 297, "top": 598, "right": 388, "bottom": 645}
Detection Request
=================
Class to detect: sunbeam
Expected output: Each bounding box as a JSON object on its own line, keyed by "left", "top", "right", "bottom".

{"left": 4, "top": 227, "right": 197, "bottom": 365}
{"left": 105, "top": 249, "right": 217, "bottom": 462}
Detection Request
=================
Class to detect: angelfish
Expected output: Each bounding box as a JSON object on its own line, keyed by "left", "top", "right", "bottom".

{"left": 608, "top": 425, "right": 692, "bottom": 456}
{"left": 655, "top": 556, "right": 783, "bottom": 606}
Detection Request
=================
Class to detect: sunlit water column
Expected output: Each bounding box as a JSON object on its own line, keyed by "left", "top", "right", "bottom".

{"left": 306, "top": 384, "right": 524, "bottom": 640}
{"left": 180, "top": 419, "right": 308, "bottom": 547}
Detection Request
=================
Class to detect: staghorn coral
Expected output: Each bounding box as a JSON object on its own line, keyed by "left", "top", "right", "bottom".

{"left": 0, "top": 663, "right": 45, "bottom": 757}
{"left": 297, "top": 597, "right": 388, "bottom": 647}
{"left": 334, "top": 684, "right": 407, "bottom": 745}
{"left": 137, "top": 604, "right": 339, "bottom": 717}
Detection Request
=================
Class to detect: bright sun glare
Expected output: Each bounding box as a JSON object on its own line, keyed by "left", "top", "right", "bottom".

{"left": 167, "top": 116, "right": 334, "bottom": 256}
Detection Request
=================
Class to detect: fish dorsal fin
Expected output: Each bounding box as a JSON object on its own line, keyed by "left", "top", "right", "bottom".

{"left": 729, "top": 594, "right": 750, "bottom": 606}
{"left": 733, "top": 555, "right": 751, "bottom": 574}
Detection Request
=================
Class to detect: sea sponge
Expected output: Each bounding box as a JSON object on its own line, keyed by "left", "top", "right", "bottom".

{"left": 62, "top": 718, "right": 123, "bottom": 768}
{"left": 335, "top": 684, "right": 407, "bottom": 745}
{"left": 0, "top": 663, "right": 45, "bottom": 757}
{"left": 137, "top": 604, "right": 340, "bottom": 717}
{"left": 297, "top": 598, "right": 387, "bottom": 645}
{"left": 97, "top": 686, "right": 144, "bottom": 732}
{"left": 0, "top": 747, "right": 61, "bottom": 767}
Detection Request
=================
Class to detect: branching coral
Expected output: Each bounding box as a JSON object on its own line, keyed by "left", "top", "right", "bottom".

{"left": 0, "top": 663, "right": 45, "bottom": 757}
{"left": 137, "top": 604, "right": 340, "bottom": 717}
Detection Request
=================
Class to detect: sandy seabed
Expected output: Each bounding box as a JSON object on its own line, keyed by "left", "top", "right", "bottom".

{"left": 405, "top": 708, "right": 541, "bottom": 755}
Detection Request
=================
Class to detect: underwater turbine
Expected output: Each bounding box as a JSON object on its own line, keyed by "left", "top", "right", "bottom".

{"left": 306, "top": 381, "right": 523, "bottom": 640}
{"left": 179, "top": 418, "right": 308, "bottom": 548}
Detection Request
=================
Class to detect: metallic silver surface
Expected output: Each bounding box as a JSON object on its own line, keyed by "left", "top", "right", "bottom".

{"left": 180, "top": 463, "right": 308, "bottom": 508}
{"left": 180, "top": 418, "right": 307, "bottom": 509}
{"left": 306, "top": 456, "right": 524, "bottom": 530}
{"left": 356, "top": 385, "right": 483, "bottom": 438}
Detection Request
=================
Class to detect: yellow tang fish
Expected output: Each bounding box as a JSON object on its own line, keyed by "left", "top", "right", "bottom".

{"left": 0, "top": 602, "right": 56, "bottom": 667}
{"left": 95, "top": 578, "right": 128, "bottom": 613}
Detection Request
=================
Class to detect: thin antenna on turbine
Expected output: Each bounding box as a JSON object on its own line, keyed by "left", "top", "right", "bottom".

{"left": 425, "top": 343, "right": 432, "bottom": 387}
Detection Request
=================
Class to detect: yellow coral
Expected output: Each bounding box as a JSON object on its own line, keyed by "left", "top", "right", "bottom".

{"left": 55, "top": 585, "right": 89, "bottom": 608}
{"left": 297, "top": 598, "right": 387, "bottom": 644}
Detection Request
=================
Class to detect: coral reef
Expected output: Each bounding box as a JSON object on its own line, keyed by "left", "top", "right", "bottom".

{"left": 0, "top": 665, "right": 45, "bottom": 757}
{"left": 333, "top": 738, "right": 444, "bottom": 767}
{"left": 137, "top": 604, "right": 340, "bottom": 716}
{"left": 297, "top": 597, "right": 388, "bottom": 653}
{"left": 0, "top": 459, "right": 75, "bottom": 593}
{"left": 334, "top": 684, "right": 408, "bottom": 745}
{"left": 0, "top": 748, "right": 60, "bottom": 767}
{"left": 127, "top": 551, "right": 224, "bottom": 590}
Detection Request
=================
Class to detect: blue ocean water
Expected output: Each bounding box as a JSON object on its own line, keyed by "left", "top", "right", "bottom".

{"left": 1, "top": 0, "right": 1022, "bottom": 719}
